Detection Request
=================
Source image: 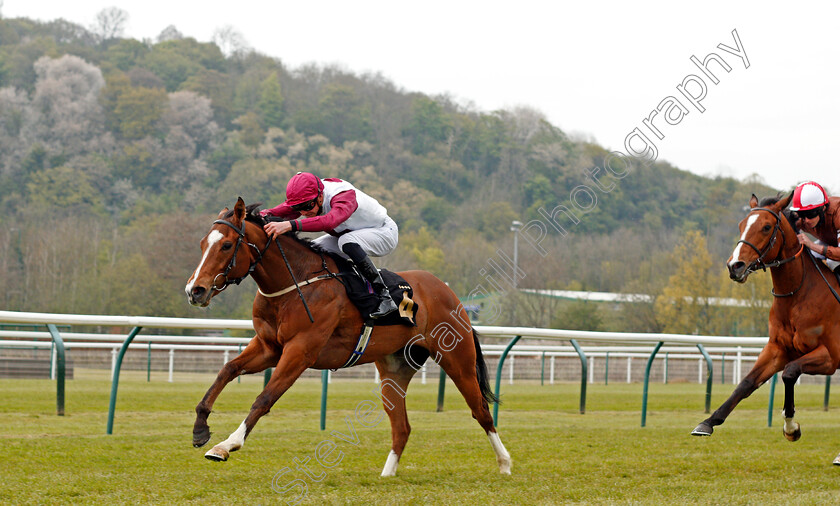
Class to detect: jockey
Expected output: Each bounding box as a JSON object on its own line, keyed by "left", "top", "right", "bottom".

{"left": 790, "top": 181, "right": 840, "bottom": 271}
{"left": 261, "top": 172, "right": 399, "bottom": 319}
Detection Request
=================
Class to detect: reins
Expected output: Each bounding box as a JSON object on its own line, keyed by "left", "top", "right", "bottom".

{"left": 272, "top": 236, "right": 315, "bottom": 323}
{"left": 213, "top": 216, "right": 346, "bottom": 324}
{"left": 805, "top": 248, "right": 840, "bottom": 305}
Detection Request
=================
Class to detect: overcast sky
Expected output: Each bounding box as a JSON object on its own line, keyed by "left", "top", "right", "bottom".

{"left": 5, "top": 1, "right": 840, "bottom": 196}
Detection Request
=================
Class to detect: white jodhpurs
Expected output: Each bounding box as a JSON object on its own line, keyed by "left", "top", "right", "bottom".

{"left": 313, "top": 217, "right": 399, "bottom": 258}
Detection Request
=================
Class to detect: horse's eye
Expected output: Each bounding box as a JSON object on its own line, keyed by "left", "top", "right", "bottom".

{"left": 763, "top": 225, "right": 772, "bottom": 232}
{"left": 221, "top": 242, "right": 233, "bottom": 251}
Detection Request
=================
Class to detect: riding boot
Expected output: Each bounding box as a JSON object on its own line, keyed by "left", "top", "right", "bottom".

{"left": 342, "top": 243, "right": 398, "bottom": 319}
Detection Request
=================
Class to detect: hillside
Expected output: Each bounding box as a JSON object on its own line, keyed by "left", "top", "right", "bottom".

{"left": 0, "top": 16, "right": 779, "bottom": 334}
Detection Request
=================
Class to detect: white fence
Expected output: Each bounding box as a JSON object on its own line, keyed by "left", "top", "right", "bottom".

{"left": 0, "top": 310, "right": 776, "bottom": 384}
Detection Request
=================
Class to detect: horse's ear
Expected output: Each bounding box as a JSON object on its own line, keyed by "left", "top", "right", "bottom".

{"left": 233, "top": 197, "right": 246, "bottom": 224}
{"left": 779, "top": 191, "right": 794, "bottom": 209}
{"left": 749, "top": 194, "right": 758, "bottom": 209}
{"left": 217, "top": 207, "right": 229, "bottom": 219}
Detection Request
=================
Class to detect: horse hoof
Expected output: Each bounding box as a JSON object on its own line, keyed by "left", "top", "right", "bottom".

{"left": 783, "top": 427, "right": 801, "bottom": 442}
{"left": 205, "top": 446, "right": 229, "bottom": 462}
{"left": 192, "top": 430, "right": 211, "bottom": 448}
{"left": 833, "top": 454, "right": 840, "bottom": 466}
{"left": 691, "top": 423, "right": 713, "bottom": 436}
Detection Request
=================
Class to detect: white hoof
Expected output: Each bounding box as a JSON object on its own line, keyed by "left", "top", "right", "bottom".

{"left": 833, "top": 453, "right": 840, "bottom": 466}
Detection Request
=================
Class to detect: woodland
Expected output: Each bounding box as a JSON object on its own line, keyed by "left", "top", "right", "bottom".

{"left": 0, "top": 12, "right": 781, "bottom": 335}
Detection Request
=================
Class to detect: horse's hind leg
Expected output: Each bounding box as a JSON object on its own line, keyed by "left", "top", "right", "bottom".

{"left": 193, "top": 338, "right": 278, "bottom": 447}
{"left": 780, "top": 344, "right": 836, "bottom": 443}
{"left": 374, "top": 351, "right": 425, "bottom": 477}
{"left": 433, "top": 330, "right": 512, "bottom": 474}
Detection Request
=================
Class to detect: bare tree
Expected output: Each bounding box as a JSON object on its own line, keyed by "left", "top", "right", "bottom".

{"left": 212, "top": 25, "right": 250, "bottom": 57}
{"left": 92, "top": 7, "right": 129, "bottom": 42}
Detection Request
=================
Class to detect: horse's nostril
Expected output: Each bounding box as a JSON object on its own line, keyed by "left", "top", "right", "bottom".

{"left": 192, "top": 286, "right": 206, "bottom": 298}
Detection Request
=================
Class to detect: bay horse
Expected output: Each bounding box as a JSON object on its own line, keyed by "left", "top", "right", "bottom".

{"left": 691, "top": 193, "right": 840, "bottom": 464}
{"left": 184, "top": 198, "right": 511, "bottom": 476}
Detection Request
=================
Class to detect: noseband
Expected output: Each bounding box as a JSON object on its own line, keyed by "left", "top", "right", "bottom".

{"left": 736, "top": 207, "right": 804, "bottom": 297}
{"left": 209, "top": 219, "right": 270, "bottom": 293}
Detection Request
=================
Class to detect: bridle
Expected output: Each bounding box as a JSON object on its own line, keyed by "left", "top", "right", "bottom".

{"left": 736, "top": 207, "right": 804, "bottom": 297}
{"left": 209, "top": 219, "right": 271, "bottom": 293}
{"left": 208, "top": 216, "right": 337, "bottom": 323}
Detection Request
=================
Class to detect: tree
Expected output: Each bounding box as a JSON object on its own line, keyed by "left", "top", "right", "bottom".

{"left": 112, "top": 85, "right": 167, "bottom": 139}
{"left": 212, "top": 25, "right": 249, "bottom": 57}
{"left": 92, "top": 7, "right": 128, "bottom": 43}
{"left": 654, "top": 230, "right": 715, "bottom": 334}
{"left": 31, "top": 55, "right": 106, "bottom": 156}
{"left": 552, "top": 300, "right": 603, "bottom": 331}
{"left": 257, "top": 72, "right": 283, "bottom": 128}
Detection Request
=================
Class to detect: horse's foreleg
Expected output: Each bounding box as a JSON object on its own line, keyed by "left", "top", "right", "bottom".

{"left": 193, "top": 339, "right": 278, "bottom": 448}
{"left": 692, "top": 344, "right": 784, "bottom": 436}
{"left": 205, "top": 346, "right": 313, "bottom": 462}
{"left": 780, "top": 344, "right": 835, "bottom": 442}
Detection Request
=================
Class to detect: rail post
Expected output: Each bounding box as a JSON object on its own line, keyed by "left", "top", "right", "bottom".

{"left": 106, "top": 326, "right": 143, "bottom": 434}
{"left": 696, "top": 344, "right": 713, "bottom": 414}
{"left": 641, "top": 341, "right": 664, "bottom": 427}
{"left": 605, "top": 351, "right": 609, "bottom": 385}
{"left": 320, "top": 370, "right": 329, "bottom": 430}
{"left": 45, "top": 324, "right": 66, "bottom": 416}
{"left": 492, "top": 335, "right": 521, "bottom": 426}
{"left": 824, "top": 376, "right": 831, "bottom": 411}
{"left": 436, "top": 367, "right": 446, "bottom": 412}
{"left": 540, "top": 351, "right": 545, "bottom": 386}
{"left": 768, "top": 373, "right": 778, "bottom": 427}
{"left": 569, "top": 339, "right": 587, "bottom": 414}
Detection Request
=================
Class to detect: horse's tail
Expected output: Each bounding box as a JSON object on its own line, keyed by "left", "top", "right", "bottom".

{"left": 473, "top": 329, "right": 500, "bottom": 406}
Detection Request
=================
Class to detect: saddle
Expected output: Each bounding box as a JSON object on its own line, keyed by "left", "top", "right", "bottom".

{"left": 333, "top": 259, "right": 418, "bottom": 327}
{"left": 327, "top": 256, "right": 418, "bottom": 369}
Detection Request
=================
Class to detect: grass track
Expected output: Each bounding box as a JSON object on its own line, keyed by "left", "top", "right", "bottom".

{"left": 1, "top": 370, "right": 839, "bottom": 504}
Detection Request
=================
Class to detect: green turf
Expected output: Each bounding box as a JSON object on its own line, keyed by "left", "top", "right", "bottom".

{"left": 1, "top": 370, "right": 839, "bottom": 505}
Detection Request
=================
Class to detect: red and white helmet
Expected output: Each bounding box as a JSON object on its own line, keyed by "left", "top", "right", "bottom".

{"left": 284, "top": 172, "right": 324, "bottom": 206}
{"left": 790, "top": 181, "right": 828, "bottom": 212}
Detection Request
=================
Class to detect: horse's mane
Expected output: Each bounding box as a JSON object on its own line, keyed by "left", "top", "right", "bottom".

{"left": 221, "top": 203, "right": 329, "bottom": 254}
{"left": 758, "top": 192, "right": 798, "bottom": 231}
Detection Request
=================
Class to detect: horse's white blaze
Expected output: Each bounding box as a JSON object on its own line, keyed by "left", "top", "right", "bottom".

{"left": 185, "top": 230, "right": 224, "bottom": 294}
{"left": 729, "top": 214, "right": 760, "bottom": 265}
{"left": 217, "top": 421, "right": 247, "bottom": 452}
{"left": 380, "top": 450, "right": 399, "bottom": 477}
{"left": 487, "top": 431, "right": 511, "bottom": 474}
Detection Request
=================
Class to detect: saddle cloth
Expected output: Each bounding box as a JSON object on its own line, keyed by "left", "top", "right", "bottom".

{"left": 336, "top": 264, "right": 418, "bottom": 327}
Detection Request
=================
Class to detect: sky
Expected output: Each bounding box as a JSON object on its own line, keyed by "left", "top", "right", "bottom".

{"left": 4, "top": 0, "right": 840, "bottom": 195}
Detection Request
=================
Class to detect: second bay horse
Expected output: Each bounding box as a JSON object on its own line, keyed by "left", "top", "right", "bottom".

{"left": 691, "top": 193, "right": 840, "bottom": 465}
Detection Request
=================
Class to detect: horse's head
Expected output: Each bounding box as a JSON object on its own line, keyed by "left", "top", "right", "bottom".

{"left": 727, "top": 192, "right": 794, "bottom": 283}
{"left": 185, "top": 197, "right": 266, "bottom": 307}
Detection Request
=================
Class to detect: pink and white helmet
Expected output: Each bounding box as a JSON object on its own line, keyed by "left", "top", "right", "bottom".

{"left": 790, "top": 181, "right": 828, "bottom": 212}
